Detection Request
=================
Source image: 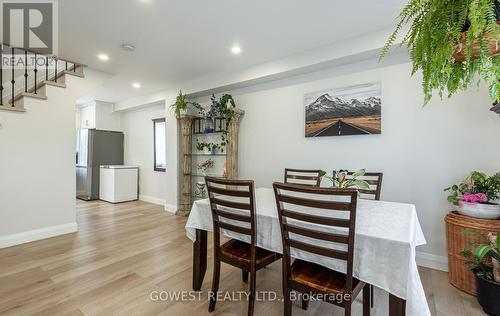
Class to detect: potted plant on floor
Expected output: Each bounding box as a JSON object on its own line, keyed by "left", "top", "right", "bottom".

{"left": 445, "top": 172, "right": 500, "bottom": 219}
{"left": 379, "top": 0, "right": 500, "bottom": 107}
{"left": 462, "top": 231, "right": 500, "bottom": 315}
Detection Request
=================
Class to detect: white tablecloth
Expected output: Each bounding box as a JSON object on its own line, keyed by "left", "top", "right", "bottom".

{"left": 185, "top": 188, "right": 430, "bottom": 316}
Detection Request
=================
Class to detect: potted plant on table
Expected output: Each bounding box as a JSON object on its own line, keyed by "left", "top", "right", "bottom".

{"left": 379, "top": 0, "right": 500, "bottom": 108}
{"left": 462, "top": 231, "right": 500, "bottom": 316}
{"left": 445, "top": 172, "right": 500, "bottom": 219}
{"left": 321, "top": 169, "right": 370, "bottom": 190}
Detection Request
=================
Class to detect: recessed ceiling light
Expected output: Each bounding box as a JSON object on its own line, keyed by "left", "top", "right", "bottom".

{"left": 132, "top": 83, "right": 141, "bottom": 88}
{"left": 231, "top": 45, "right": 242, "bottom": 55}
{"left": 97, "top": 54, "right": 109, "bottom": 61}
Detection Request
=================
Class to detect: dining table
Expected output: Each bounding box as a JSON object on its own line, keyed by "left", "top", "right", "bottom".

{"left": 185, "top": 187, "right": 431, "bottom": 316}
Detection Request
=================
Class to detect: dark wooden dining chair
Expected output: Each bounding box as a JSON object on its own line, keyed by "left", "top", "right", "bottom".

{"left": 345, "top": 171, "right": 383, "bottom": 200}
{"left": 284, "top": 168, "right": 322, "bottom": 187}
{"left": 205, "top": 177, "right": 281, "bottom": 316}
{"left": 345, "top": 171, "right": 383, "bottom": 308}
{"left": 273, "top": 182, "right": 370, "bottom": 316}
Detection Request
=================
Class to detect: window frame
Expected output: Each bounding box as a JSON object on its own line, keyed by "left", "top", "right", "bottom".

{"left": 153, "top": 118, "right": 166, "bottom": 172}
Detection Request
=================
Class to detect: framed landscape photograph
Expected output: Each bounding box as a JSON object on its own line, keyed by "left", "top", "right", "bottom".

{"left": 304, "top": 82, "right": 382, "bottom": 137}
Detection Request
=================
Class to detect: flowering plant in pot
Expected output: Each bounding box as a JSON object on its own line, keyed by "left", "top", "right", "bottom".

{"left": 444, "top": 171, "right": 500, "bottom": 219}
{"left": 462, "top": 231, "right": 500, "bottom": 315}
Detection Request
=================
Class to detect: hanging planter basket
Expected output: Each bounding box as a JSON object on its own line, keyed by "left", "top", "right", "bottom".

{"left": 453, "top": 22, "right": 500, "bottom": 62}
{"left": 380, "top": 0, "right": 500, "bottom": 106}
{"left": 453, "top": 33, "right": 500, "bottom": 62}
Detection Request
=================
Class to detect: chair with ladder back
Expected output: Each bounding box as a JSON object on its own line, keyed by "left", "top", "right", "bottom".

{"left": 206, "top": 177, "right": 281, "bottom": 316}
{"left": 284, "top": 168, "right": 322, "bottom": 187}
{"left": 273, "top": 182, "right": 370, "bottom": 316}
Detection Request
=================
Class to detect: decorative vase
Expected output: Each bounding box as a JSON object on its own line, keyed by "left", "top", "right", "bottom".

{"left": 457, "top": 201, "right": 500, "bottom": 220}
{"left": 475, "top": 273, "right": 500, "bottom": 316}
{"left": 196, "top": 182, "right": 207, "bottom": 198}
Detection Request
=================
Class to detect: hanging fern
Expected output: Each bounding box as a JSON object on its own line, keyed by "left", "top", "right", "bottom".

{"left": 380, "top": 0, "right": 500, "bottom": 105}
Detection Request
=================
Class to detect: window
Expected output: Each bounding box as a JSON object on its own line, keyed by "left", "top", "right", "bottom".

{"left": 153, "top": 118, "right": 166, "bottom": 172}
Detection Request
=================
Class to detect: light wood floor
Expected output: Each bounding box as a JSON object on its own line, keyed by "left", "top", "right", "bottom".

{"left": 0, "top": 200, "right": 486, "bottom": 316}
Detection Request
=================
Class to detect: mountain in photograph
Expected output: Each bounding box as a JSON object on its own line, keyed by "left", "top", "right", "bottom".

{"left": 305, "top": 93, "right": 381, "bottom": 122}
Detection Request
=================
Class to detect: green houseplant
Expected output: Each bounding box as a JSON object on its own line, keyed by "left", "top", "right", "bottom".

{"left": 173, "top": 91, "right": 238, "bottom": 154}
{"left": 444, "top": 171, "right": 500, "bottom": 219}
{"left": 171, "top": 90, "right": 205, "bottom": 118}
{"left": 462, "top": 231, "right": 500, "bottom": 315}
{"left": 380, "top": 0, "right": 500, "bottom": 105}
{"left": 194, "top": 94, "right": 237, "bottom": 153}
{"left": 172, "top": 90, "right": 188, "bottom": 118}
{"left": 321, "top": 169, "right": 370, "bottom": 190}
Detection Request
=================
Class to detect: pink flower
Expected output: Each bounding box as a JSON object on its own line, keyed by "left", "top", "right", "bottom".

{"left": 462, "top": 193, "right": 479, "bottom": 204}
{"left": 475, "top": 193, "right": 488, "bottom": 203}
{"left": 461, "top": 193, "right": 488, "bottom": 204}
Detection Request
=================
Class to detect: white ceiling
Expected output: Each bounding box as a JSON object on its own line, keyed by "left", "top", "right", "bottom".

{"left": 59, "top": 0, "right": 404, "bottom": 103}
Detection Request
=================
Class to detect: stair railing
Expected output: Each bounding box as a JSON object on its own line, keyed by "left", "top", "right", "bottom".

{"left": 1, "top": 43, "right": 84, "bottom": 107}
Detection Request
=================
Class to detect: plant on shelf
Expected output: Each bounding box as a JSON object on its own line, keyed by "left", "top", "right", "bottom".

{"left": 320, "top": 169, "right": 370, "bottom": 190}
{"left": 172, "top": 90, "right": 187, "bottom": 118}
{"left": 195, "top": 141, "right": 223, "bottom": 154}
{"left": 380, "top": 0, "right": 500, "bottom": 106}
{"left": 461, "top": 230, "right": 500, "bottom": 315}
{"left": 194, "top": 93, "right": 237, "bottom": 153}
{"left": 197, "top": 159, "right": 215, "bottom": 175}
{"left": 444, "top": 171, "right": 500, "bottom": 219}
{"left": 171, "top": 90, "right": 204, "bottom": 118}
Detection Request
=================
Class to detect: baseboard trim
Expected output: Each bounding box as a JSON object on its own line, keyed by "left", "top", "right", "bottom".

{"left": 0, "top": 222, "right": 78, "bottom": 249}
{"left": 139, "top": 195, "right": 166, "bottom": 206}
{"left": 164, "top": 203, "right": 178, "bottom": 214}
{"left": 416, "top": 251, "right": 448, "bottom": 272}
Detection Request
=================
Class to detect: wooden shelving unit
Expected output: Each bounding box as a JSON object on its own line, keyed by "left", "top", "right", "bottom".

{"left": 176, "top": 109, "right": 244, "bottom": 216}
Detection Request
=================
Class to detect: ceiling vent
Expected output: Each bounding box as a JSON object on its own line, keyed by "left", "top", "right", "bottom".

{"left": 121, "top": 43, "right": 135, "bottom": 52}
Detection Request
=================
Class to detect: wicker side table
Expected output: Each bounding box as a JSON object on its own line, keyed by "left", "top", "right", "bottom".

{"left": 445, "top": 211, "right": 500, "bottom": 295}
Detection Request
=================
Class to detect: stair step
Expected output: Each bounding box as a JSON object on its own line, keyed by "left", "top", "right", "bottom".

{"left": 9, "top": 92, "right": 48, "bottom": 104}
{"left": 0, "top": 105, "right": 26, "bottom": 113}
{"left": 63, "top": 70, "right": 85, "bottom": 78}
{"left": 42, "top": 80, "right": 67, "bottom": 88}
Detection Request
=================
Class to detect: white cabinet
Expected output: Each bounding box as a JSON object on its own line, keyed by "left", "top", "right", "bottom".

{"left": 99, "top": 165, "right": 138, "bottom": 203}
{"left": 79, "top": 104, "right": 96, "bottom": 128}
{"left": 77, "top": 101, "right": 121, "bottom": 131}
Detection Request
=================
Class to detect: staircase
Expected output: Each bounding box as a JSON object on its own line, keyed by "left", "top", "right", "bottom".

{"left": 0, "top": 43, "right": 86, "bottom": 113}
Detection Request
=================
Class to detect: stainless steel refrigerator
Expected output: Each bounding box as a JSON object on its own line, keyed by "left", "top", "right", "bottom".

{"left": 76, "top": 129, "right": 124, "bottom": 200}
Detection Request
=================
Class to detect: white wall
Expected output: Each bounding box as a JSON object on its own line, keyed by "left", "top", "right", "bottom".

{"left": 0, "top": 69, "right": 109, "bottom": 248}
{"left": 196, "top": 61, "right": 500, "bottom": 266}
{"left": 121, "top": 104, "right": 168, "bottom": 208}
